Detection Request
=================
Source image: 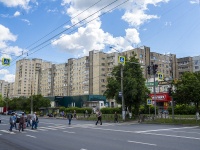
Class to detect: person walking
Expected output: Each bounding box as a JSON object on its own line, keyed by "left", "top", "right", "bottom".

{"left": 13, "top": 113, "right": 17, "bottom": 130}
{"left": 9, "top": 112, "right": 15, "bottom": 132}
{"left": 67, "top": 111, "right": 73, "bottom": 125}
{"left": 73, "top": 110, "right": 76, "bottom": 119}
{"left": 31, "top": 112, "right": 36, "bottom": 129}
{"left": 95, "top": 109, "right": 102, "bottom": 125}
{"left": 26, "top": 114, "right": 32, "bottom": 127}
{"left": 114, "top": 112, "right": 118, "bottom": 123}
{"left": 19, "top": 113, "right": 25, "bottom": 132}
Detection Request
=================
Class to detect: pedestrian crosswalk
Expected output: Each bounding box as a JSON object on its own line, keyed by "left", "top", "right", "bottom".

{"left": 0, "top": 123, "right": 117, "bottom": 135}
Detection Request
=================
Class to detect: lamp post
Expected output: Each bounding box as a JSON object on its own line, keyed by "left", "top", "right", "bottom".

{"left": 110, "top": 47, "right": 125, "bottom": 121}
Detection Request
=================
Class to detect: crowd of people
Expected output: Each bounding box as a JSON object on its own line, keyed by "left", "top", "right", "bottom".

{"left": 9, "top": 112, "right": 39, "bottom": 132}
{"left": 8, "top": 109, "right": 119, "bottom": 131}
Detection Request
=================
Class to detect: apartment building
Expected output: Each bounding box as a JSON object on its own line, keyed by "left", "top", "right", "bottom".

{"left": 0, "top": 80, "right": 14, "bottom": 98}
{"left": 89, "top": 50, "right": 108, "bottom": 95}
{"left": 193, "top": 55, "right": 200, "bottom": 72}
{"left": 14, "top": 58, "right": 52, "bottom": 97}
{"left": 177, "top": 57, "right": 193, "bottom": 78}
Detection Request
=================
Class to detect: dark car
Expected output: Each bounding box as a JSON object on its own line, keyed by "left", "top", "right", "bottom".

{"left": 15, "top": 111, "right": 27, "bottom": 123}
{"left": 7, "top": 110, "right": 14, "bottom": 115}
{"left": 0, "top": 115, "right": 1, "bottom": 123}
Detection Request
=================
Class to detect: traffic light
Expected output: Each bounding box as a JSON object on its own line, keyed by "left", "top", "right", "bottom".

{"left": 147, "top": 66, "right": 151, "bottom": 75}
{"left": 153, "top": 64, "right": 158, "bottom": 74}
{"left": 168, "top": 87, "right": 172, "bottom": 96}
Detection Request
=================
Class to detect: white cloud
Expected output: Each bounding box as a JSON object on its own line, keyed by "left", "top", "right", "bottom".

{"left": 3, "top": 74, "right": 15, "bottom": 82}
{"left": 14, "top": 11, "right": 21, "bottom": 17}
{"left": 0, "top": 0, "right": 31, "bottom": 10}
{"left": 0, "top": 24, "right": 17, "bottom": 49}
{"left": 190, "top": 0, "right": 200, "bottom": 4}
{"left": 0, "top": 69, "right": 9, "bottom": 75}
{"left": 21, "top": 19, "right": 31, "bottom": 25}
{"left": 52, "top": 19, "right": 138, "bottom": 56}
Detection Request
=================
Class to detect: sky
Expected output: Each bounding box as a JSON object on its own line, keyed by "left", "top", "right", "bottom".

{"left": 0, "top": 0, "right": 200, "bottom": 83}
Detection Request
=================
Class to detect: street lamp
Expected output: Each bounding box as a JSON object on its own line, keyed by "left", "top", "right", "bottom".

{"left": 110, "top": 46, "right": 125, "bottom": 121}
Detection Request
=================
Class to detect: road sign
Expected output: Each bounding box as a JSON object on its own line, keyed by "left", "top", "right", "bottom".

{"left": 2, "top": 58, "right": 10, "bottom": 66}
{"left": 158, "top": 73, "right": 164, "bottom": 81}
{"left": 118, "top": 56, "right": 125, "bottom": 65}
{"left": 118, "top": 91, "right": 122, "bottom": 97}
{"left": 147, "top": 99, "right": 152, "bottom": 105}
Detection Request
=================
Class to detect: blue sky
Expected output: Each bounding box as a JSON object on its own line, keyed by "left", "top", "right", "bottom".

{"left": 0, "top": 0, "right": 200, "bottom": 82}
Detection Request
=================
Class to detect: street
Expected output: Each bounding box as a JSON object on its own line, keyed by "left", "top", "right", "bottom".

{"left": 0, "top": 115, "right": 200, "bottom": 150}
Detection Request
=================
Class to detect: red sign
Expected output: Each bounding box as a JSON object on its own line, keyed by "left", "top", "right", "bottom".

{"left": 149, "top": 92, "right": 171, "bottom": 102}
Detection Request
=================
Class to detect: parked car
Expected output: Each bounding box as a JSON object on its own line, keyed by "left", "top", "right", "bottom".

{"left": 15, "top": 111, "right": 27, "bottom": 123}
{"left": 7, "top": 110, "right": 14, "bottom": 115}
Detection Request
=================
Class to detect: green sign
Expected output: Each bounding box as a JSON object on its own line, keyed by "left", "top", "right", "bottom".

{"left": 118, "top": 56, "right": 125, "bottom": 65}
{"left": 145, "top": 81, "right": 158, "bottom": 87}
{"left": 147, "top": 99, "right": 152, "bottom": 105}
{"left": 2, "top": 58, "right": 10, "bottom": 66}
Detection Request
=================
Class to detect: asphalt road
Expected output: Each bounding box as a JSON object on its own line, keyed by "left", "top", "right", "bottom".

{"left": 0, "top": 115, "right": 200, "bottom": 150}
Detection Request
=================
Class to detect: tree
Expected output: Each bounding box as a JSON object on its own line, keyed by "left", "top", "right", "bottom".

{"left": 104, "top": 52, "right": 149, "bottom": 115}
{"left": 173, "top": 72, "right": 200, "bottom": 112}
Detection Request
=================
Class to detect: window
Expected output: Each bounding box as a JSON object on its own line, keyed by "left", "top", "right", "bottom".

{"left": 195, "top": 66, "right": 199, "bottom": 69}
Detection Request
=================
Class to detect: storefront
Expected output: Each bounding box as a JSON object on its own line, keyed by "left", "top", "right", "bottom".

{"left": 149, "top": 92, "right": 172, "bottom": 112}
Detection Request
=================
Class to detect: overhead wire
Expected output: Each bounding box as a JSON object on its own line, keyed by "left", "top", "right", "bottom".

{"left": 0, "top": 0, "right": 121, "bottom": 70}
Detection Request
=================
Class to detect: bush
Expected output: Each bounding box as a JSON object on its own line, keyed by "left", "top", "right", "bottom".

{"left": 101, "top": 107, "right": 121, "bottom": 114}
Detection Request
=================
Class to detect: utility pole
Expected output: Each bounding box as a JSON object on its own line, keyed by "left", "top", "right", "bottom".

{"left": 121, "top": 64, "right": 125, "bottom": 121}
{"left": 170, "top": 54, "right": 174, "bottom": 121}
{"left": 153, "top": 64, "right": 158, "bottom": 118}
{"left": 31, "top": 82, "right": 33, "bottom": 115}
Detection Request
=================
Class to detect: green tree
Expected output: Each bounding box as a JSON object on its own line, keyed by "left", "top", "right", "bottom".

{"left": 104, "top": 52, "right": 149, "bottom": 115}
{"left": 173, "top": 72, "right": 200, "bottom": 112}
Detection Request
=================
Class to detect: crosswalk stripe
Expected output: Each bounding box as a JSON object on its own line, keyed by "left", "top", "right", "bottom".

{"left": 25, "top": 129, "right": 38, "bottom": 132}
{"left": 0, "top": 130, "right": 16, "bottom": 134}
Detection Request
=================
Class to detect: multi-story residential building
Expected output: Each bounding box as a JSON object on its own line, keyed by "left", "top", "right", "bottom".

{"left": 14, "top": 58, "right": 51, "bottom": 97}
{"left": 193, "top": 55, "right": 200, "bottom": 72}
{"left": 177, "top": 57, "right": 193, "bottom": 78}
{"left": 89, "top": 50, "right": 108, "bottom": 95}
{"left": 0, "top": 80, "right": 14, "bottom": 98}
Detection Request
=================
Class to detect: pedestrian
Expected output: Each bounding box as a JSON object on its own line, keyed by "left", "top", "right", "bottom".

{"left": 31, "top": 112, "right": 36, "bottom": 129}
{"left": 73, "top": 110, "right": 76, "bottom": 119}
{"left": 19, "top": 113, "right": 25, "bottom": 132}
{"left": 95, "top": 109, "right": 102, "bottom": 125}
{"left": 13, "top": 113, "right": 17, "bottom": 130}
{"left": 85, "top": 110, "right": 88, "bottom": 118}
{"left": 26, "top": 114, "right": 32, "bottom": 127}
{"left": 114, "top": 112, "right": 118, "bottom": 123}
{"left": 67, "top": 111, "right": 73, "bottom": 125}
{"left": 9, "top": 112, "right": 15, "bottom": 131}
{"left": 35, "top": 113, "right": 39, "bottom": 129}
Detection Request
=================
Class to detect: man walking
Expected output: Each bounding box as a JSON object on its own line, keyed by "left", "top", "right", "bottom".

{"left": 32, "top": 112, "right": 36, "bottom": 129}
{"left": 95, "top": 109, "right": 102, "bottom": 125}
{"left": 26, "top": 114, "right": 32, "bottom": 127}
{"left": 19, "top": 113, "right": 25, "bottom": 132}
{"left": 9, "top": 112, "right": 15, "bottom": 131}
{"left": 67, "top": 111, "right": 73, "bottom": 125}
{"left": 114, "top": 112, "right": 118, "bottom": 123}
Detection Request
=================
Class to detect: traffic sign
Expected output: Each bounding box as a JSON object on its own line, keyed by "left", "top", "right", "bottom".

{"left": 118, "top": 91, "right": 122, "bottom": 97}
{"left": 118, "top": 56, "right": 125, "bottom": 65}
{"left": 2, "top": 58, "right": 10, "bottom": 66}
{"left": 147, "top": 99, "right": 152, "bottom": 105}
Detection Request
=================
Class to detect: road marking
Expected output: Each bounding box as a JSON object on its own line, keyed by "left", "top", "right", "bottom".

{"left": 136, "top": 126, "right": 199, "bottom": 133}
{"left": 172, "top": 130, "right": 200, "bottom": 135}
{"left": 39, "top": 127, "right": 57, "bottom": 130}
{"left": 128, "top": 140, "right": 157, "bottom": 146}
{"left": 37, "top": 129, "right": 48, "bottom": 131}
{"left": 0, "top": 130, "right": 16, "bottom": 134}
{"left": 26, "top": 135, "right": 36, "bottom": 138}
{"left": 63, "top": 131, "right": 75, "bottom": 134}
{"left": 80, "top": 149, "right": 87, "bottom": 150}
{"left": 25, "top": 129, "right": 38, "bottom": 132}
{"left": 0, "top": 134, "right": 2, "bottom": 135}
{"left": 142, "top": 132, "right": 200, "bottom": 140}
{"left": 0, "top": 124, "right": 7, "bottom": 125}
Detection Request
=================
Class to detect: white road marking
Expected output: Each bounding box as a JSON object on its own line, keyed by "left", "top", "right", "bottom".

{"left": 26, "top": 135, "right": 36, "bottom": 138}
{"left": 0, "top": 134, "right": 2, "bottom": 135}
{"left": 0, "top": 124, "right": 7, "bottom": 125}
{"left": 63, "top": 131, "right": 75, "bottom": 134}
{"left": 172, "top": 130, "right": 200, "bottom": 135}
{"left": 128, "top": 140, "right": 157, "bottom": 146}
{"left": 142, "top": 132, "right": 200, "bottom": 140}
{"left": 37, "top": 129, "right": 48, "bottom": 131}
{"left": 136, "top": 126, "right": 199, "bottom": 133}
{"left": 25, "top": 129, "right": 38, "bottom": 132}
{"left": 39, "top": 127, "right": 57, "bottom": 130}
{"left": 0, "top": 130, "right": 16, "bottom": 134}
{"left": 80, "top": 149, "right": 87, "bottom": 150}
